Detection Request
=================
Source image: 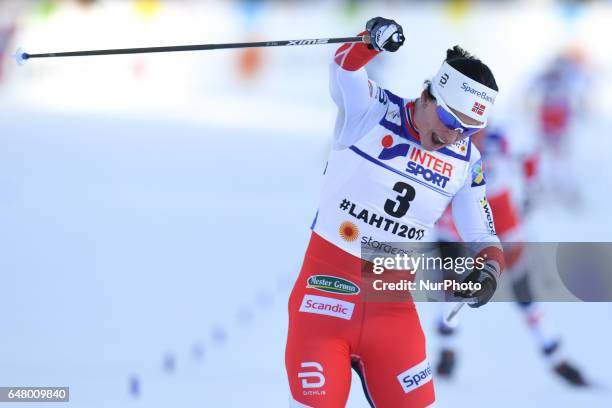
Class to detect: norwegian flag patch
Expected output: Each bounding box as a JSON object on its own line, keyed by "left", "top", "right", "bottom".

{"left": 472, "top": 102, "right": 486, "bottom": 116}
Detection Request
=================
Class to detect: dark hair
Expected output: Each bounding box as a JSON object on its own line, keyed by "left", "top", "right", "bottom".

{"left": 423, "top": 45, "right": 498, "bottom": 99}
{"left": 446, "top": 45, "right": 498, "bottom": 91}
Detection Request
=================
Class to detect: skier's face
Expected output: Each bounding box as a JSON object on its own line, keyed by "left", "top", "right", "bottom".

{"left": 417, "top": 90, "right": 483, "bottom": 151}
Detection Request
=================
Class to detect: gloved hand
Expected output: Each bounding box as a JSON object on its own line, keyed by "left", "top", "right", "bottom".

{"left": 454, "top": 263, "right": 498, "bottom": 308}
{"left": 365, "top": 17, "right": 405, "bottom": 52}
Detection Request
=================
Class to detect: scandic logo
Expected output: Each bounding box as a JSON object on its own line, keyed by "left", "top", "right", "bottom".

{"left": 299, "top": 295, "right": 355, "bottom": 320}
{"left": 307, "top": 275, "right": 360, "bottom": 295}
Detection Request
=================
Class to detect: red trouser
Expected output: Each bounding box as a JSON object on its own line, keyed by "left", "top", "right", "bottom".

{"left": 285, "top": 233, "right": 435, "bottom": 407}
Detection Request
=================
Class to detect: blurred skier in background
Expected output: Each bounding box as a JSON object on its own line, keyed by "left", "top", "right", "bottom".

{"left": 525, "top": 47, "right": 592, "bottom": 210}
{"left": 433, "top": 126, "right": 589, "bottom": 387}
{"left": 286, "top": 17, "right": 504, "bottom": 407}
{"left": 0, "top": 1, "right": 19, "bottom": 85}
{"left": 0, "top": 23, "right": 15, "bottom": 84}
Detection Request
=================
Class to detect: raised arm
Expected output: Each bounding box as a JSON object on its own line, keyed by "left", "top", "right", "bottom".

{"left": 329, "top": 18, "right": 405, "bottom": 149}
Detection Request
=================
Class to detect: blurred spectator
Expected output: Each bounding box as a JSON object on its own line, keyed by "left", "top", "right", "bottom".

{"left": 525, "top": 47, "right": 593, "bottom": 209}
{"left": 0, "top": 22, "right": 16, "bottom": 84}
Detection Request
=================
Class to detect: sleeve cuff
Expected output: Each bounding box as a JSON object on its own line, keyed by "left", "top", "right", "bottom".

{"left": 334, "top": 31, "right": 380, "bottom": 71}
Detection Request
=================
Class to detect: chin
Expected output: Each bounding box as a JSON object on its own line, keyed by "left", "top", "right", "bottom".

{"left": 420, "top": 137, "right": 433, "bottom": 151}
{"left": 421, "top": 139, "right": 438, "bottom": 152}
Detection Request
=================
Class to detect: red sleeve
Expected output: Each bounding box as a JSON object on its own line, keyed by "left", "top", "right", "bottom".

{"left": 476, "top": 246, "right": 505, "bottom": 275}
{"left": 334, "top": 31, "right": 380, "bottom": 71}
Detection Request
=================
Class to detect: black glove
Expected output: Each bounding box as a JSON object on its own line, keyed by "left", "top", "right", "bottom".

{"left": 454, "top": 263, "right": 498, "bottom": 308}
{"left": 365, "top": 17, "right": 405, "bottom": 52}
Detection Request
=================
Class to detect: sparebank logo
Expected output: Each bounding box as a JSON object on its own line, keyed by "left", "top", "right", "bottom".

{"left": 307, "top": 275, "right": 360, "bottom": 295}
{"left": 397, "top": 360, "right": 433, "bottom": 394}
{"left": 461, "top": 82, "right": 495, "bottom": 104}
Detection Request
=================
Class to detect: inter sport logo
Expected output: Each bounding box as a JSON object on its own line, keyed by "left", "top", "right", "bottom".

{"left": 377, "top": 136, "right": 454, "bottom": 189}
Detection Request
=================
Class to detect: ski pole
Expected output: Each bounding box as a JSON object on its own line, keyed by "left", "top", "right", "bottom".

{"left": 14, "top": 36, "right": 364, "bottom": 65}
{"left": 443, "top": 302, "right": 466, "bottom": 325}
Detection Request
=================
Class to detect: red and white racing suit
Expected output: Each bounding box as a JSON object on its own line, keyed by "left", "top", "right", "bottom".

{"left": 285, "top": 37, "right": 503, "bottom": 408}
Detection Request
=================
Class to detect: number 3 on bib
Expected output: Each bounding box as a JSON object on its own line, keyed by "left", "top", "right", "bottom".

{"left": 384, "top": 181, "right": 416, "bottom": 218}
